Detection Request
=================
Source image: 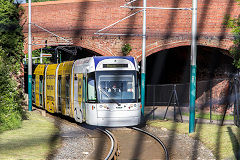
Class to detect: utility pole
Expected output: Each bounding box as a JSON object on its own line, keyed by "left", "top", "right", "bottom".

{"left": 40, "top": 48, "right": 43, "bottom": 64}
{"left": 28, "top": 0, "right": 32, "bottom": 111}
{"left": 189, "top": 0, "right": 198, "bottom": 133}
{"left": 141, "top": 0, "right": 147, "bottom": 115}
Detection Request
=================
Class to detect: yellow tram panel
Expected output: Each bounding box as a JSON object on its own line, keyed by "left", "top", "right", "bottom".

{"left": 57, "top": 61, "right": 74, "bottom": 117}
{"left": 34, "top": 64, "right": 45, "bottom": 75}
{"left": 33, "top": 64, "right": 45, "bottom": 108}
{"left": 45, "top": 64, "right": 58, "bottom": 113}
{"left": 57, "top": 63, "right": 64, "bottom": 114}
{"left": 77, "top": 74, "right": 83, "bottom": 107}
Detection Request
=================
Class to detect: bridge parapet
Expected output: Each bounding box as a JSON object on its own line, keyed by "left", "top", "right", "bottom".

{"left": 21, "top": 0, "right": 240, "bottom": 58}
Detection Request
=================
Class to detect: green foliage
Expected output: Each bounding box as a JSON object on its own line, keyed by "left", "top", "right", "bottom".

{"left": 121, "top": 43, "right": 132, "bottom": 56}
{"left": 0, "top": 112, "right": 60, "bottom": 159}
{"left": 0, "top": 57, "right": 25, "bottom": 132}
{"left": 224, "top": 1, "right": 240, "bottom": 68}
{"left": 25, "top": 47, "right": 53, "bottom": 64}
{"left": 0, "top": 0, "right": 24, "bottom": 72}
{"left": 183, "top": 112, "right": 234, "bottom": 121}
{"left": 0, "top": 0, "right": 26, "bottom": 132}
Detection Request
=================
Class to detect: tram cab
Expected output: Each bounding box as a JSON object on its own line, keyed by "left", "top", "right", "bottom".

{"left": 73, "top": 56, "right": 141, "bottom": 127}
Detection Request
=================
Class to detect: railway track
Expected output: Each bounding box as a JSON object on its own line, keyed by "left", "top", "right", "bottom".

{"left": 33, "top": 107, "right": 168, "bottom": 160}
{"left": 32, "top": 107, "right": 119, "bottom": 160}
{"left": 93, "top": 127, "right": 168, "bottom": 160}
{"left": 110, "top": 127, "right": 169, "bottom": 160}
{"left": 131, "top": 127, "right": 169, "bottom": 160}
{"left": 97, "top": 128, "right": 119, "bottom": 160}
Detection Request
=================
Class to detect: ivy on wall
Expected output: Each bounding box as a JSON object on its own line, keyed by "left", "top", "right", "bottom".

{"left": 224, "top": 1, "right": 240, "bottom": 68}
{"left": 121, "top": 43, "right": 132, "bottom": 56}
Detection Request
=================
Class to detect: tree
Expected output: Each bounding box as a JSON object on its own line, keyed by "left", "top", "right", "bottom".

{"left": 0, "top": 0, "right": 26, "bottom": 132}
{"left": 0, "top": 0, "right": 24, "bottom": 71}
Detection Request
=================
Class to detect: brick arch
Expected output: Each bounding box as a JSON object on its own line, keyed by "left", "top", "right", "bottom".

{"left": 133, "top": 38, "right": 233, "bottom": 62}
{"left": 23, "top": 43, "right": 45, "bottom": 54}
{"left": 76, "top": 40, "right": 114, "bottom": 56}
{"left": 23, "top": 40, "right": 113, "bottom": 56}
{"left": 21, "top": 0, "right": 240, "bottom": 60}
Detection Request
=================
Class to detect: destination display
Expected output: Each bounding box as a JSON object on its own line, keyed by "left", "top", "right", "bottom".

{"left": 103, "top": 64, "right": 128, "bottom": 68}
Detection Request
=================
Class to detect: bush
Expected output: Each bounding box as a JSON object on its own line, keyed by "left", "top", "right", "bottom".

{"left": 0, "top": 57, "right": 25, "bottom": 132}
{"left": 0, "top": 0, "right": 26, "bottom": 132}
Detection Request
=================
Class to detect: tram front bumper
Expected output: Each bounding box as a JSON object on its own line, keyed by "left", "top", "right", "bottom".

{"left": 97, "top": 116, "right": 140, "bottom": 127}
{"left": 96, "top": 110, "right": 141, "bottom": 127}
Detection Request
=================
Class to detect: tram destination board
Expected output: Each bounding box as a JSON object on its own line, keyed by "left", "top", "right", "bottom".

{"left": 103, "top": 64, "right": 128, "bottom": 68}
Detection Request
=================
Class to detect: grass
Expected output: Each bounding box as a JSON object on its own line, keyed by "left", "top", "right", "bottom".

{"left": 147, "top": 120, "right": 240, "bottom": 159}
{"left": 182, "top": 112, "right": 234, "bottom": 121}
{"left": 0, "top": 111, "right": 60, "bottom": 159}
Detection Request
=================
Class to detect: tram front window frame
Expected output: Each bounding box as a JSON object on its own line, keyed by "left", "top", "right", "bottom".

{"left": 95, "top": 70, "right": 138, "bottom": 103}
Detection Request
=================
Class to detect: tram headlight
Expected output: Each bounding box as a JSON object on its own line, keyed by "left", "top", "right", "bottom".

{"left": 99, "top": 105, "right": 103, "bottom": 108}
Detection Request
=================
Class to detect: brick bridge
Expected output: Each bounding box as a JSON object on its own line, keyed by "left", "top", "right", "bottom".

{"left": 21, "top": 0, "right": 240, "bottom": 61}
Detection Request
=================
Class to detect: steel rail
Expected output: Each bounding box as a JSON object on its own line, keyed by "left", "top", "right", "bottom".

{"left": 97, "top": 128, "right": 118, "bottom": 160}
{"left": 131, "top": 127, "right": 169, "bottom": 160}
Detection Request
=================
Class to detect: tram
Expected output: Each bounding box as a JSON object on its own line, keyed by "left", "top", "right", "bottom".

{"left": 32, "top": 56, "right": 141, "bottom": 127}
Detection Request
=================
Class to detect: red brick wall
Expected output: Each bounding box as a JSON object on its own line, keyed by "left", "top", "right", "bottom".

{"left": 21, "top": 0, "right": 240, "bottom": 60}
{"left": 195, "top": 79, "right": 234, "bottom": 113}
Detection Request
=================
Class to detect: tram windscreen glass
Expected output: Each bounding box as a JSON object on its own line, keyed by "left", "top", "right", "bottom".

{"left": 103, "top": 64, "right": 128, "bottom": 68}
{"left": 96, "top": 70, "right": 138, "bottom": 103}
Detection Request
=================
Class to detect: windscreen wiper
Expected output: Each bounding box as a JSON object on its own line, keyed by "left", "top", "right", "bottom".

{"left": 98, "top": 87, "right": 120, "bottom": 106}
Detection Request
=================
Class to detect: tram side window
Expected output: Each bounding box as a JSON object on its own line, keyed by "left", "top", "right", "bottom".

{"left": 87, "top": 73, "right": 96, "bottom": 102}
{"left": 138, "top": 72, "right": 141, "bottom": 101}
{"left": 39, "top": 75, "right": 43, "bottom": 106}
{"left": 58, "top": 75, "right": 61, "bottom": 111}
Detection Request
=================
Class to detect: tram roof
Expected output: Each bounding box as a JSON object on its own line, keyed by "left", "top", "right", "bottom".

{"left": 93, "top": 56, "right": 135, "bottom": 68}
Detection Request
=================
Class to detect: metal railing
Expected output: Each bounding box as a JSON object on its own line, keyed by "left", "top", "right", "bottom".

{"left": 145, "top": 77, "right": 240, "bottom": 127}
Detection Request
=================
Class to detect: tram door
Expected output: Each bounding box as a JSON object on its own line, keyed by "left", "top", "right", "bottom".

{"left": 39, "top": 75, "right": 43, "bottom": 106}
{"left": 78, "top": 74, "right": 86, "bottom": 121}
{"left": 57, "top": 75, "right": 62, "bottom": 112}
{"left": 83, "top": 74, "right": 86, "bottom": 121}
{"left": 65, "top": 75, "right": 70, "bottom": 115}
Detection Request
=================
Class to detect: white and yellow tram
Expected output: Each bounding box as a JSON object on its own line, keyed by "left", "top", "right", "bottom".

{"left": 33, "top": 56, "right": 141, "bottom": 127}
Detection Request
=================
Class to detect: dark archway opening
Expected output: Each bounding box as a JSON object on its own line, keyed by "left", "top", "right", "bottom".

{"left": 143, "top": 45, "right": 237, "bottom": 107}
{"left": 145, "top": 45, "right": 236, "bottom": 85}
{"left": 53, "top": 45, "right": 101, "bottom": 62}
{"left": 40, "top": 45, "right": 101, "bottom": 63}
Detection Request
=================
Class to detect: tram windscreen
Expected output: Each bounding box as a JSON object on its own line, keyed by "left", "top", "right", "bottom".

{"left": 96, "top": 71, "right": 138, "bottom": 103}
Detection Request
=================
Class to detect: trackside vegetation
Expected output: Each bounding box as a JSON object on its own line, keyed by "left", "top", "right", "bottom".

{"left": 148, "top": 120, "right": 240, "bottom": 159}
{"left": 0, "top": 0, "right": 26, "bottom": 132}
{"left": 0, "top": 112, "right": 60, "bottom": 159}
